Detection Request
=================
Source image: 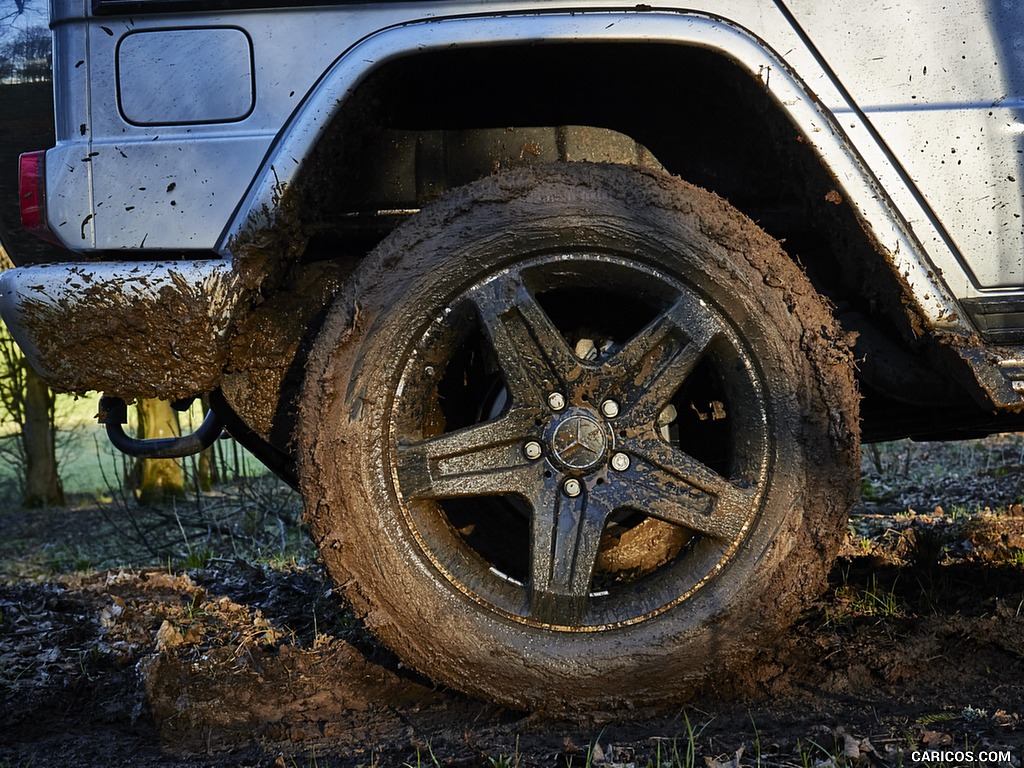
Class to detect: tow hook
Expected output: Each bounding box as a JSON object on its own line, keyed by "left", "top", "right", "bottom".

{"left": 98, "top": 396, "right": 226, "bottom": 458}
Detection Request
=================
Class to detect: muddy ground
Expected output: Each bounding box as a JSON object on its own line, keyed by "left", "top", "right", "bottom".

{"left": 2, "top": 438, "right": 1024, "bottom": 767}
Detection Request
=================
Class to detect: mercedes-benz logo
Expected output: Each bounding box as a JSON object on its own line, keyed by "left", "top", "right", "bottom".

{"left": 551, "top": 412, "right": 608, "bottom": 470}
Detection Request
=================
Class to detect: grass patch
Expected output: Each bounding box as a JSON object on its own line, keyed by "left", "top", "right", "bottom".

{"left": 0, "top": 472, "right": 311, "bottom": 577}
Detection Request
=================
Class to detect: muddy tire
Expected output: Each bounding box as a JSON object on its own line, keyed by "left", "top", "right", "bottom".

{"left": 299, "top": 163, "right": 859, "bottom": 711}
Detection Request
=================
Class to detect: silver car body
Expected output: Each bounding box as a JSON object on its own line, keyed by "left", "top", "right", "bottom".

{"left": 3, "top": 0, "right": 1024, "bottom": 402}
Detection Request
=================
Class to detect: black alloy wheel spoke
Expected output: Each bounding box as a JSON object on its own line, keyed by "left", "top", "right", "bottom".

{"left": 602, "top": 298, "right": 720, "bottom": 424}
{"left": 527, "top": 484, "right": 611, "bottom": 625}
{"left": 396, "top": 408, "right": 540, "bottom": 500}
{"left": 468, "top": 272, "right": 583, "bottom": 406}
{"left": 615, "top": 435, "right": 755, "bottom": 542}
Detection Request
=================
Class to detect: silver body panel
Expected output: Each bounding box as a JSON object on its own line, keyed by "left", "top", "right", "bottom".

{"left": 43, "top": 1, "right": 1024, "bottom": 294}
{"left": 4, "top": 0, "right": 1024, "bottom": 403}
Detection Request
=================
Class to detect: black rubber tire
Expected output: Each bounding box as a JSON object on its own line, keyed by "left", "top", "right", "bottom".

{"left": 299, "top": 163, "right": 859, "bottom": 711}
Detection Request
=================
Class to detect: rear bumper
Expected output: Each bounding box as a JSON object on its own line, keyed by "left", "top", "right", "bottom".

{"left": 0, "top": 260, "right": 243, "bottom": 398}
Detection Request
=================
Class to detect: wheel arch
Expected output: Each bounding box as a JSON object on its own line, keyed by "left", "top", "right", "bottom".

{"left": 222, "top": 9, "right": 965, "bottom": 329}
{"left": 221, "top": 9, "right": 1023, "bottom": 456}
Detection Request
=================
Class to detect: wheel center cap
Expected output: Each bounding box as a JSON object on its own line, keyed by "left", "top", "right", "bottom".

{"left": 550, "top": 410, "right": 608, "bottom": 470}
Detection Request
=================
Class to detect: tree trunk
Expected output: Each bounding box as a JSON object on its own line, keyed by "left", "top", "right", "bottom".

{"left": 135, "top": 398, "right": 184, "bottom": 505}
{"left": 21, "top": 365, "right": 63, "bottom": 508}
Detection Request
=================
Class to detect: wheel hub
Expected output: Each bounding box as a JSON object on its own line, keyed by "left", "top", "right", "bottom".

{"left": 549, "top": 408, "right": 608, "bottom": 471}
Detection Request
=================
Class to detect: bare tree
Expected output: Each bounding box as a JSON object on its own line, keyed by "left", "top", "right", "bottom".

{"left": 2, "top": 0, "right": 36, "bottom": 28}
{"left": 1, "top": 25, "right": 49, "bottom": 82}
{"left": 21, "top": 364, "right": 63, "bottom": 506}
{"left": 1, "top": 2, "right": 48, "bottom": 82}
{"left": 0, "top": 252, "right": 64, "bottom": 507}
{"left": 0, "top": 2, "right": 63, "bottom": 506}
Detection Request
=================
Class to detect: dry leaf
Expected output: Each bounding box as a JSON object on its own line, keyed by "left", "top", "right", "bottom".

{"left": 705, "top": 746, "right": 744, "bottom": 768}
{"left": 843, "top": 733, "right": 861, "bottom": 760}
{"left": 155, "top": 619, "right": 184, "bottom": 650}
{"left": 921, "top": 730, "right": 953, "bottom": 747}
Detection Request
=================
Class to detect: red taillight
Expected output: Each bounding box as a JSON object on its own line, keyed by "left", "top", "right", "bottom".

{"left": 19, "top": 150, "right": 56, "bottom": 242}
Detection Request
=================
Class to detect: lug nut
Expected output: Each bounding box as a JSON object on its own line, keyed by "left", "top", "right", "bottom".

{"left": 611, "top": 452, "right": 630, "bottom": 471}
{"left": 547, "top": 392, "right": 566, "bottom": 411}
{"left": 600, "top": 399, "right": 620, "bottom": 418}
{"left": 563, "top": 478, "right": 582, "bottom": 497}
{"left": 524, "top": 441, "right": 543, "bottom": 460}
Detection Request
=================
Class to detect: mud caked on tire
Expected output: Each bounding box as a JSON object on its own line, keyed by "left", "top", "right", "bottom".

{"left": 299, "top": 163, "right": 859, "bottom": 711}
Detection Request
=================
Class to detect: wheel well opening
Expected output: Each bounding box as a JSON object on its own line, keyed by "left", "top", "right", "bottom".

{"left": 298, "top": 42, "right": 861, "bottom": 302}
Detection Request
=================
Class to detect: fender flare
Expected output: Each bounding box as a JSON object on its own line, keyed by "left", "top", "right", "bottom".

{"left": 219, "top": 8, "right": 970, "bottom": 336}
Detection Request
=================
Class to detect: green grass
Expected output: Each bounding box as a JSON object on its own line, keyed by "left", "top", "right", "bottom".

{"left": 558, "top": 715, "right": 708, "bottom": 768}
{"left": 0, "top": 391, "right": 116, "bottom": 495}
{"left": 404, "top": 742, "right": 442, "bottom": 768}
{"left": 1, "top": 391, "right": 268, "bottom": 498}
{"left": 0, "top": 469, "right": 310, "bottom": 578}
{"left": 822, "top": 571, "right": 903, "bottom": 628}
{"left": 283, "top": 751, "right": 330, "bottom": 768}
